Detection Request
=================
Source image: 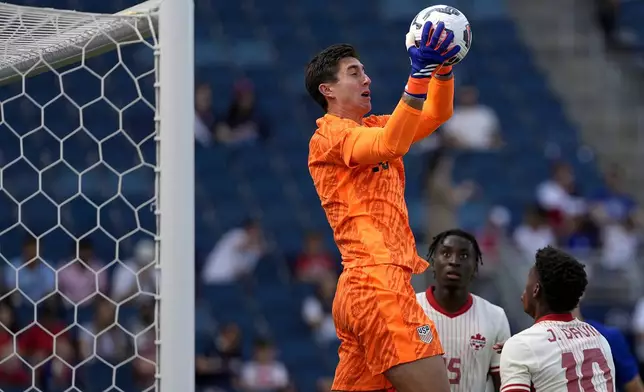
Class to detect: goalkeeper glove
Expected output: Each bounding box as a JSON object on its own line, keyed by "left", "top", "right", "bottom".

{"left": 405, "top": 21, "right": 461, "bottom": 98}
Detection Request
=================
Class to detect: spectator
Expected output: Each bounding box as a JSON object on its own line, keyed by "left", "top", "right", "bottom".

{"left": 111, "top": 239, "right": 157, "bottom": 303}
{"left": 214, "top": 79, "right": 269, "bottom": 146}
{"left": 58, "top": 239, "right": 107, "bottom": 307}
{"left": 442, "top": 86, "right": 502, "bottom": 150}
{"left": 130, "top": 301, "right": 156, "bottom": 388}
{"left": 18, "top": 297, "right": 73, "bottom": 389}
{"left": 240, "top": 339, "right": 289, "bottom": 392}
{"left": 0, "top": 301, "right": 29, "bottom": 387}
{"left": 560, "top": 214, "right": 601, "bottom": 257}
{"left": 301, "top": 274, "right": 338, "bottom": 344}
{"left": 513, "top": 206, "right": 555, "bottom": 260}
{"left": 536, "top": 161, "right": 586, "bottom": 228}
{"left": 195, "top": 82, "right": 216, "bottom": 147}
{"left": 202, "top": 220, "right": 266, "bottom": 284}
{"left": 425, "top": 152, "right": 475, "bottom": 241}
{"left": 78, "top": 299, "right": 129, "bottom": 365}
{"left": 294, "top": 232, "right": 336, "bottom": 283}
{"left": 195, "top": 322, "right": 243, "bottom": 391}
{"left": 600, "top": 215, "right": 639, "bottom": 271}
{"left": 592, "top": 165, "right": 636, "bottom": 223}
{"left": 476, "top": 205, "right": 511, "bottom": 264}
{"left": 4, "top": 236, "right": 55, "bottom": 303}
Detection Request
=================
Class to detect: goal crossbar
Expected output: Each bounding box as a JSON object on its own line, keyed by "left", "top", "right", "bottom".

{"left": 0, "top": 0, "right": 160, "bottom": 85}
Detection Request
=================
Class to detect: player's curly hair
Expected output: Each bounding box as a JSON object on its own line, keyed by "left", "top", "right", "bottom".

{"left": 426, "top": 229, "right": 483, "bottom": 272}
{"left": 534, "top": 246, "right": 588, "bottom": 313}
{"left": 305, "top": 44, "right": 359, "bottom": 111}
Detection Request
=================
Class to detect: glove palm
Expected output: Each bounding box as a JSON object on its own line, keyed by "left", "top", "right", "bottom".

{"left": 407, "top": 22, "right": 461, "bottom": 79}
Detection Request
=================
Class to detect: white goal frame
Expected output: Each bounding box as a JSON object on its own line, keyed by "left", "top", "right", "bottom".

{"left": 158, "top": 0, "right": 195, "bottom": 390}
{"left": 0, "top": 0, "right": 195, "bottom": 390}
{"left": 157, "top": 0, "right": 195, "bottom": 392}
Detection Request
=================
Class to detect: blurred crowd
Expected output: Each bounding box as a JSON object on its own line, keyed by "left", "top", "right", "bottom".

{"left": 0, "top": 237, "right": 157, "bottom": 390}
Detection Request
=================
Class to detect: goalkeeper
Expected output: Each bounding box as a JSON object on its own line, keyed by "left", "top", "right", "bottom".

{"left": 305, "top": 22, "right": 459, "bottom": 392}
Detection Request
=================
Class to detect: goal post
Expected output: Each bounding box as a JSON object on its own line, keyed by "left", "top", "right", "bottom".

{"left": 158, "top": 0, "right": 195, "bottom": 392}
{"left": 0, "top": 0, "right": 194, "bottom": 390}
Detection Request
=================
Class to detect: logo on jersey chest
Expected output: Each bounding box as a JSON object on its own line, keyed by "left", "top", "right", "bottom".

{"left": 416, "top": 324, "right": 434, "bottom": 344}
{"left": 469, "top": 333, "right": 487, "bottom": 351}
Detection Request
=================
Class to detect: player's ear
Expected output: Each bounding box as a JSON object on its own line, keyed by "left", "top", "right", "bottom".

{"left": 533, "top": 282, "right": 541, "bottom": 299}
{"left": 319, "top": 83, "right": 334, "bottom": 99}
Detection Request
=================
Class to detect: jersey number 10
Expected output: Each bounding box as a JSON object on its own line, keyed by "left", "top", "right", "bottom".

{"left": 561, "top": 348, "right": 614, "bottom": 392}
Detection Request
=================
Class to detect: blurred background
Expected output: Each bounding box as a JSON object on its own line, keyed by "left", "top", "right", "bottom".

{"left": 0, "top": 0, "right": 644, "bottom": 391}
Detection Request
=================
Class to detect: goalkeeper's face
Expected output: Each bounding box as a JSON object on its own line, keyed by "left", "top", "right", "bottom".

{"left": 322, "top": 57, "right": 371, "bottom": 116}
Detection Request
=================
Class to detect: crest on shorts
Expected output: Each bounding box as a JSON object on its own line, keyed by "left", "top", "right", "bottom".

{"left": 470, "top": 333, "right": 486, "bottom": 351}
{"left": 416, "top": 324, "right": 433, "bottom": 344}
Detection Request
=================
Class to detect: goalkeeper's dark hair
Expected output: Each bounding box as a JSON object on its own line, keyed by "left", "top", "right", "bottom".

{"left": 305, "top": 44, "right": 359, "bottom": 111}
{"left": 534, "top": 246, "right": 588, "bottom": 313}
{"left": 426, "top": 229, "right": 483, "bottom": 272}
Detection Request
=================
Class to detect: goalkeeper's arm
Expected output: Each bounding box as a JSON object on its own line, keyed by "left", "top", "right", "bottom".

{"left": 339, "top": 95, "right": 424, "bottom": 167}
{"left": 413, "top": 76, "right": 455, "bottom": 143}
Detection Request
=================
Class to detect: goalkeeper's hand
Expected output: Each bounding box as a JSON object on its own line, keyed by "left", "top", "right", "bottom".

{"left": 406, "top": 21, "right": 460, "bottom": 79}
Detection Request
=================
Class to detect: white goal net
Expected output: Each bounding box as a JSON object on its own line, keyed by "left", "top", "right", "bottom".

{"left": 0, "top": 0, "right": 194, "bottom": 391}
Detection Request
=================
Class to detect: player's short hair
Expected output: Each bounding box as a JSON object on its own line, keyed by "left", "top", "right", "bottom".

{"left": 305, "top": 44, "right": 359, "bottom": 111}
{"left": 426, "top": 229, "right": 483, "bottom": 271}
{"left": 534, "top": 246, "right": 588, "bottom": 313}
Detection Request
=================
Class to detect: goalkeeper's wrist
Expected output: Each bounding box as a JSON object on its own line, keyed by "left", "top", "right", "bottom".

{"left": 404, "top": 76, "right": 429, "bottom": 99}
{"left": 434, "top": 65, "right": 453, "bottom": 80}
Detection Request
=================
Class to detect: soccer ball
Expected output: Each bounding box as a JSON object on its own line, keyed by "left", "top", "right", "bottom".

{"left": 409, "top": 5, "right": 472, "bottom": 66}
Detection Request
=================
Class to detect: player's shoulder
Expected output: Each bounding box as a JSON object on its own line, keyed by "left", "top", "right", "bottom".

{"left": 415, "top": 291, "right": 426, "bottom": 302}
{"left": 415, "top": 291, "right": 433, "bottom": 313}
{"left": 507, "top": 322, "right": 549, "bottom": 346}
{"left": 312, "top": 113, "right": 387, "bottom": 140}
{"left": 311, "top": 115, "right": 351, "bottom": 144}
{"left": 362, "top": 114, "right": 390, "bottom": 127}
{"left": 314, "top": 114, "right": 359, "bottom": 135}
{"left": 309, "top": 115, "right": 352, "bottom": 162}
{"left": 502, "top": 329, "right": 537, "bottom": 355}
{"left": 501, "top": 332, "right": 542, "bottom": 367}
{"left": 471, "top": 294, "right": 505, "bottom": 316}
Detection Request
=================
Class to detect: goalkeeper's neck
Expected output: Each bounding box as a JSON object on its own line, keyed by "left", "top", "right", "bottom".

{"left": 327, "top": 104, "right": 367, "bottom": 124}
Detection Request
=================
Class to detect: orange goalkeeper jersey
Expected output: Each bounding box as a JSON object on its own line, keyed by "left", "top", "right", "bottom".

{"left": 308, "top": 78, "right": 454, "bottom": 272}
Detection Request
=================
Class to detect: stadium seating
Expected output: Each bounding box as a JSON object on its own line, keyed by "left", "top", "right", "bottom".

{"left": 0, "top": 0, "right": 603, "bottom": 390}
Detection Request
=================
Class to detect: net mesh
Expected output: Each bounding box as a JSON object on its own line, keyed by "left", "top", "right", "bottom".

{"left": 0, "top": 2, "right": 160, "bottom": 391}
{"left": 0, "top": 0, "right": 159, "bottom": 84}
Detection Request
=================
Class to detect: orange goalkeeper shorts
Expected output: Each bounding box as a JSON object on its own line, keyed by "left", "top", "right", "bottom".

{"left": 331, "top": 264, "right": 444, "bottom": 391}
